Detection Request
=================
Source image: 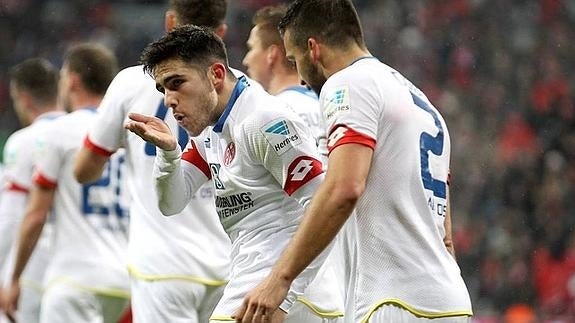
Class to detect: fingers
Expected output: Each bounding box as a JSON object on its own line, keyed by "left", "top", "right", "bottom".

{"left": 234, "top": 300, "right": 273, "bottom": 323}
{"left": 128, "top": 112, "right": 156, "bottom": 123}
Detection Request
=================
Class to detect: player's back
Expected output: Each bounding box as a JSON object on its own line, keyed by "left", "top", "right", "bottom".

{"left": 35, "top": 109, "right": 129, "bottom": 293}
{"left": 321, "top": 58, "right": 472, "bottom": 321}
{"left": 86, "top": 66, "right": 230, "bottom": 282}
{"left": 0, "top": 112, "right": 64, "bottom": 286}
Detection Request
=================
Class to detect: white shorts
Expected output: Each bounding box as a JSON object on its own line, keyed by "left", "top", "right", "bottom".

{"left": 366, "top": 304, "right": 471, "bottom": 323}
{"left": 40, "top": 283, "right": 128, "bottom": 323}
{"left": 131, "top": 277, "right": 224, "bottom": 323}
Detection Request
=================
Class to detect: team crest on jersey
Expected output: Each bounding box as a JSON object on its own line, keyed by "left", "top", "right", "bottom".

{"left": 261, "top": 118, "right": 302, "bottom": 155}
{"left": 224, "top": 142, "right": 235, "bottom": 166}
{"left": 323, "top": 86, "right": 351, "bottom": 120}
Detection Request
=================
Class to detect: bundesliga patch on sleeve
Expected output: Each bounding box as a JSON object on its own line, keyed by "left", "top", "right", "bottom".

{"left": 323, "top": 85, "right": 351, "bottom": 120}
{"left": 261, "top": 118, "right": 302, "bottom": 155}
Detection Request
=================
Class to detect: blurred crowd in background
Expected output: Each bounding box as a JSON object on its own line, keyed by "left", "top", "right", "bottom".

{"left": 1, "top": 0, "right": 574, "bottom": 321}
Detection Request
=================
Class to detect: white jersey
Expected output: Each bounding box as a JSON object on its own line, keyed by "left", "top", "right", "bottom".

{"left": 320, "top": 57, "right": 472, "bottom": 321}
{"left": 84, "top": 66, "right": 230, "bottom": 284}
{"left": 276, "top": 86, "right": 328, "bottom": 157}
{"left": 155, "top": 77, "right": 340, "bottom": 319}
{"left": 0, "top": 112, "right": 63, "bottom": 288}
{"left": 34, "top": 108, "right": 129, "bottom": 296}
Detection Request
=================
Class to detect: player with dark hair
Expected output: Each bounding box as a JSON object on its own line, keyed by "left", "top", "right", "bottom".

{"left": 73, "top": 1, "right": 231, "bottom": 322}
{"left": 2, "top": 43, "right": 130, "bottom": 323}
{"left": 127, "top": 24, "right": 341, "bottom": 323}
{"left": 237, "top": 0, "right": 473, "bottom": 322}
{"left": 0, "top": 58, "right": 64, "bottom": 323}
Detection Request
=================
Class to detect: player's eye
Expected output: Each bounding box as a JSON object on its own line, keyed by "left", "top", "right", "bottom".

{"left": 169, "top": 79, "right": 184, "bottom": 90}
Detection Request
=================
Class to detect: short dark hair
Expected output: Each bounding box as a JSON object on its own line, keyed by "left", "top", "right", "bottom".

{"left": 140, "top": 25, "right": 230, "bottom": 76}
{"left": 64, "top": 43, "right": 118, "bottom": 95}
{"left": 169, "top": 0, "right": 227, "bottom": 30}
{"left": 9, "top": 58, "right": 58, "bottom": 105}
{"left": 279, "top": 0, "right": 365, "bottom": 50}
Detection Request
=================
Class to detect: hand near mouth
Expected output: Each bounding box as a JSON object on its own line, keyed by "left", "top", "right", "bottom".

{"left": 125, "top": 112, "right": 178, "bottom": 151}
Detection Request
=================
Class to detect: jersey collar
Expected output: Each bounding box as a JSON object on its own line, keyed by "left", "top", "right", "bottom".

{"left": 349, "top": 55, "right": 377, "bottom": 66}
{"left": 279, "top": 86, "right": 318, "bottom": 99}
{"left": 213, "top": 76, "right": 249, "bottom": 133}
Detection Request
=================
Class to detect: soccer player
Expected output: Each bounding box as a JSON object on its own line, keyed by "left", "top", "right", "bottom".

{"left": 0, "top": 58, "right": 64, "bottom": 323}
{"left": 2, "top": 44, "right": 130, "bottom": 323}
{"left": 243, "top": 4, "right": 327, "bottom": 157}
{"left": 73, "top": 1, "right": 231, "bottom": 322}
{"left": 242, "top": 5, "right": 346, "bottom": 321}
{"left": 236, "top": 0, "right": 474, "bottom": 322}
{"left": 126, "top": 25, "right": 341, "bottom": 323}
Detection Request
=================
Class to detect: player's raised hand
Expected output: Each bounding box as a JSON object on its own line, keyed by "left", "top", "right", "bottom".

{"left": 125, "top": 112, "right": 177, "bottom": 151}
{"left": 233, "top": 272, "right": 290, "bottom": 323}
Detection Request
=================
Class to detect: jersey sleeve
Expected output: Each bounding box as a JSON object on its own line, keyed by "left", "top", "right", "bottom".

{"left": 84, "top": 69, "right": 134, "bottom": 155}
{"left": 320, "top": 75, "right": 380, "bottom": 154}
{"left": 33, "top": 125, "right": 62, "bottom": 189}
{"left": 246, "top": 109, "right": 325, "bottom": 208}
{"left": 154, "top": 135, "right": 210, "bottom": 216}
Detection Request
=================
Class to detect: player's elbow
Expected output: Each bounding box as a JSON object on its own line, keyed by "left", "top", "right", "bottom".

{"left": 74, "top": 150, "right": 106, "bottom": 184}
{"left": 74, "top": 165, "right": 99, "bottom": 184}
{"left": 330, "top": 181, "right": 365, "bottom": 208}
{"left": 157, "top": 196, "right": 185, "bottom": 216}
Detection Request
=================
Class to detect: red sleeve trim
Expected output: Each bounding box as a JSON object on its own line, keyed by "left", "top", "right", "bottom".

{"left": 327, "top": 125, "right": 376, "bottom": 155}
{"left": 181, "top": 141, "right": 212, "bottom": 179}
{"left": 284, "top": 156, "right": 324, "bottom": 196}
{"left": 83, "top": 136, "right": 115, "bottom": 157}
{"left": 33, "top": 171, "right": 57, "bottom": 189}
{"left": 5, "top": 181, "right": 30, "bottom": 194}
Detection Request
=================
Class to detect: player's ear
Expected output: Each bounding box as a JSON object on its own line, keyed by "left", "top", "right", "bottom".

{"left": 307, "top": 38, "right": 321, "bottom": 63}
{"left": 210, "top": 63, "right": 227, "bottom": 91}
{"left": 165, "top": 10, "right": 177, "bottom": 32}
{"left": 267, "top": 44, "right": 281, "bottom": 67}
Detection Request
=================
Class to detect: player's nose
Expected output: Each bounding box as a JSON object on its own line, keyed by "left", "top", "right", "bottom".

{"left": 164, "top": 90, "right": 178, "bottom": 109}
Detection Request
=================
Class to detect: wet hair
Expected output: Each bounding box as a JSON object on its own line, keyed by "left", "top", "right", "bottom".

{"left": 140, "top": 24, "right": 230, "bottom": 76}
{"left": 64, "top": 43, "right": 118, "bottom": 95}
{"left": 169, "top": 0, "right": 227, "bottom": 30}
{"left": 278, "top": 0, "right": 365, "bottom": 50}
{"left": 9, "top": 58, "right": 59, "bottom": 105}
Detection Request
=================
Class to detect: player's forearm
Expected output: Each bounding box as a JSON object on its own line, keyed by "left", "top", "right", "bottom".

{"left": 10, "top": 210, "right": 46, "bottom": 283}
{"left": 273, "top": 179, "right": 358, "bottom": 282}
{"left": 154, "top": 146, "right": 194, "bottom": 216}
{"left": 74, "top": 147, "right": 109, "bottom": 183}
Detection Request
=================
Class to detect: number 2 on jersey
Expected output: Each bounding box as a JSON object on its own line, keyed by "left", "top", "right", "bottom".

{"left": 145, "top": 101, "right": 189, "bottom": 156}
{"left": 412, "top": 93, "right": 446, "bottom": 199}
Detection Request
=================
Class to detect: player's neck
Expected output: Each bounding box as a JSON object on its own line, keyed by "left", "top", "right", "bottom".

{"left": 69, "top": 91, "right": 103, "bottom": 111}
{"left": 29, "top": 104, "right": 60, "bottom": 122}
{"left": 323, "top": 44, "right": 371, "bottom": 78}
{"left": 215, "top": 77, "right": 237, "bottom": 117}
{"left": 267, "top": 72, "right": 300, "bottom": 96}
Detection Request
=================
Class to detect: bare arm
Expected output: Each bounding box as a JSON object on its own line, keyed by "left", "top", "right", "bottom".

{"left": 74, "top": 147, "right": 109, "bottom": 183}
{"left": 235, "top": 143, "right": 373, "bottom": 322}
{"left": 2, "top": 185, "right": 54, "bottom": 317}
